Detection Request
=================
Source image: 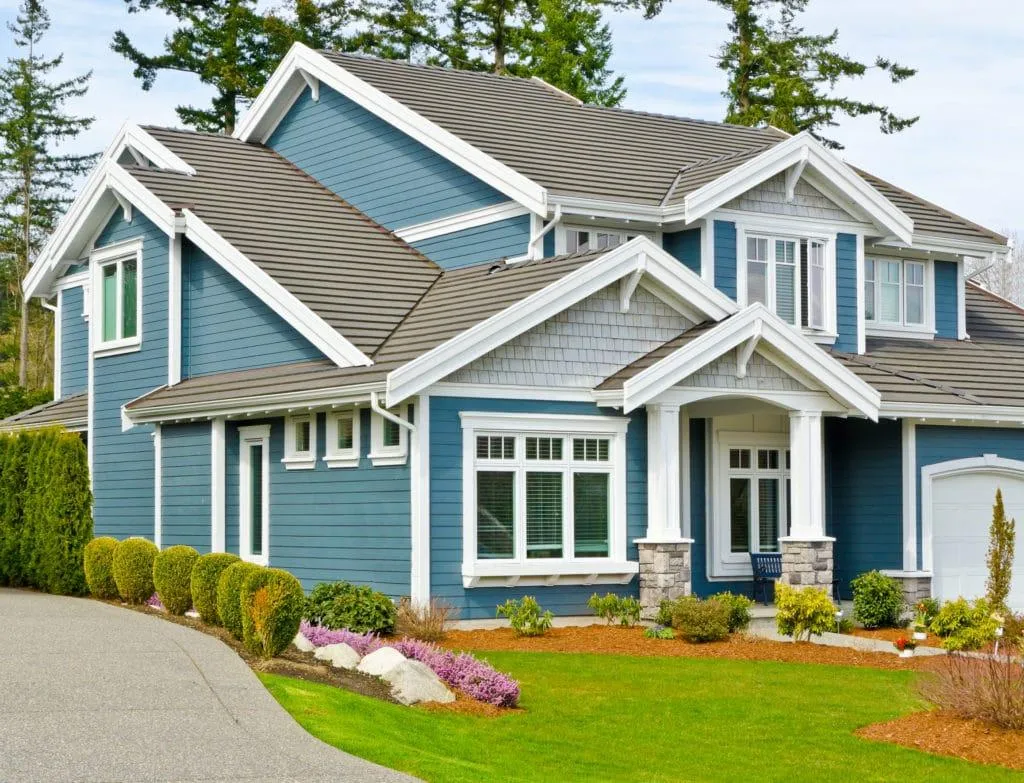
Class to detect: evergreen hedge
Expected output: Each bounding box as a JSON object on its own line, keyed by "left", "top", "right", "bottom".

{"left": 0, "top": 428, "right": 92, "bottom": 594}
{"left": 217, "top": 561, "right": 263, "bottom": 640}
{"left": 153, "top": 545, "right": 200, "bottom": 615}
{"left": 240, "top": 567, "right": 305, "bottom": 658}
{"left": 112, "top": 538, "right": 159, "bottom": 604}
{"left": 191, "top": 552, "right": 240, "bottom": 625}
{"left": 83, "top": 537, "right": 120, "bottom": 599}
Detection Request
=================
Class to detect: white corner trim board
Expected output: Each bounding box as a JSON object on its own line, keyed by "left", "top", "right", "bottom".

{"left": 901, "top": 419, "right": 917, "bottom": 571}
{"left": 410, "top": 394, "right": 431, "bottom": 605}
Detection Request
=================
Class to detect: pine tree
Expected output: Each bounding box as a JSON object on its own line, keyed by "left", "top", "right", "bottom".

{"left": 360, "top": 0, "right": 439, "bottom": 62}
{"left": 986, "top": 488, "right": 1016, "bottom": 612}
{"left": 264, "top": 0, "right": 362, "bottom": 61}
{"left": 0, "top": 0, "right": 97, "bottom": 388}
{"left": 713, "top": 0, "right": 917, "bottom": 149}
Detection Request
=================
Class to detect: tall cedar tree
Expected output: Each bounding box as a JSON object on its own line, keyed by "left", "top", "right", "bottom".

{"left": 714, "top": 0, "right": 917, "bottom": 148}
{"left": 986, "top": 489, "right": 1016, "bottom": 612}
{"left": 112, "top": 0, "right": 272, "bottom": 134}
{"left": 0, "top": 0, "right": 96, "bottom": 387}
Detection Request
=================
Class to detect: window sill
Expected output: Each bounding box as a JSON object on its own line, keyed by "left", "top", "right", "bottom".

{"left": 802, "top": 330, "right": 837, "bottom": 345}
{"left": 462, "top": 559, "right": 638, "bottom": 588}
{"left": 369, "top": 450, "right": 407, "bottom": 467}
{"left": 865, "top": 325, "right": 935, "bottom": 340}
{"left": 93, "top": 339, "right": 141, "bottom": 358}
{"left": 240, "top": 553, "right": 268, "bottom": 567}
{"left": 323, "top": 454, "right": 360, "bottom": 469}
{"left": 281, "top": 455, "right": 315, "bottom": 470}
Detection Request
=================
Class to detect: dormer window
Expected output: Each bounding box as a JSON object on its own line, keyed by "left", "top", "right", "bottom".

{"left": 742, "top": 233, "right": 830, "bottom": 332}
{"left": 864, "top": 258, "right": 926, "bottom": 328}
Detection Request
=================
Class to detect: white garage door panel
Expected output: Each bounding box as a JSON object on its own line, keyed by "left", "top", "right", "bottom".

{"left": 931, "top": 471, "right": 1024, "bottom": 610}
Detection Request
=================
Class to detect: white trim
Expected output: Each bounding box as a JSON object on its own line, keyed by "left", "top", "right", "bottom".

{"left": 369, "top": 403, "right": 411, "bottom": 466}
{"left": 410, "top": 395, "right": 431, "bottom": 604}
{"left": 235, "top": 44, "right": 547, "bottom": 215}
{"left": 323, "top": 408, "right": 361, "bottom": 468}
{"left": 282, "top": 413, "right": 317, "bottom": 469}
{"left": 53, "top": 290, "right": 63, "bottom": 398}
{"left": 680, "top": 410, "right": 691, "bottom": 539}
{"left": 877, "top": 233, "right": 1011, "bottom": 260}
{"left": 856, "top": 233, "right": 866, "bottom": 354}
{"left": 645, "top": 403, "right": 683, "bottom": 542}
{"left": 901, "top": 419, "right": 918, "bottom": 571}
{"left": 90, "top": 239, "right": 143, "bottom": 357}
{"left": 387, "top": 237, "right": 738, "bottom": 406}
{"left": 701, "top": 218, "right": 715, "bottom": 285}
{"left": 920, "top": 454, "right": 1024, "bottom": 572}
{"left": 787, "top": 411, "right": 825, "bottom": 540}
{"left": 53, "top": 270, "right": 89, "bottom": 293}
{"left": 428, "top": 382, "right": 595, "bottom": 402}
{"left": 107, "top": 123, "right": 196, "bottom": 176}
{"left": 957, "top": 260, "right": 968, "bottom": 340}
{"left": 238, "top": 424, "right": 271, "bottom": 566}
{"left": 168, "top": 234, "right": 182, "bottom": 385}
{"left": 395, "top": 202, "right": 531, "bottom": 243}
{"left": 863, "top": 255, "right": 934, "bottom": 335}
{"left": 645, "top": 386, "right": 845, "bottom": 415}
{"left": 211, "top": 417, "right": 226, "bottom": 552}
{"left": 153, "top": 425, "right": 162, "bottom": 549}
{"left": 881, "top": 403, "right": 1024, "bottom": 424}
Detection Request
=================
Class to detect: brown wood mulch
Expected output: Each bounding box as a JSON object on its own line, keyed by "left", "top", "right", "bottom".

{"left": 851, "top": 627, "right": 943, "bottom": 648}
{"left": 857, "top": 710, "right": 1024, "bottom": 771}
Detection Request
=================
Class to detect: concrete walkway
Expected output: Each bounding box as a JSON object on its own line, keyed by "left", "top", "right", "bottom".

{"left": 0, "top": 588, "right": 416, "bottom": 783}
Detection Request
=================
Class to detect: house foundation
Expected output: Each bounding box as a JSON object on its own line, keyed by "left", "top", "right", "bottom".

{"left": 637, "top": 541, "right": 692, "bottom": 620}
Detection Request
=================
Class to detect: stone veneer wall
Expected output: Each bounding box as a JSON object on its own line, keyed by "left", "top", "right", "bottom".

{"left": 638, "top": 542, "right": 692, "bottom": 620}
{"left": 779, "top": 539, "right": 834, "bottom": 593}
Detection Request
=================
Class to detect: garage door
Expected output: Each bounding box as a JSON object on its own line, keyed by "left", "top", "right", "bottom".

{"left": 931, "top": 467, "right": 1024, "bottom": 610}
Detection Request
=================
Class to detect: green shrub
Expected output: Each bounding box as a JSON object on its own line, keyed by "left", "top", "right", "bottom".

{"left": 986, "top": 489, "right": 1016, "bottom": 612}
{"left": 111, "top": 538, "right": 158, "bottom": 604}
{"left": 217, "top": 561, "right": 264, "bottom": 640}
{"left": 0, "top": 434, "right": 27, "bottom": 586}
{"left": 303, "top": 581, "right": 396, "bottom": 634}
{"left": 496, "top": 597, "right": 553, "bottom": 637}
{"left": 930, "top": 597, "right": 1000, "bottom": 651}
{"left": 851, "top": 570, "right": 905, "bottom": 629}
{"left": 191, "top": 552, "right": 240, "bottom": 625}
{"left": 671, "top": 597, "right": 730, "bottom": 643}
{"left": 913, "top": 597, "right": 940, "bottom": 627}
{"left": 656, "top": 597, "right": 687, "bottom": 627}
{"left": 587, "top": 593, "right": 641, "bottom": 626}
{"left": 83, "top": 537, "right": 119, "bottom": 599}
{"left": 643, "top": 625, "right": 676, "bottom": 640}
{"left": 709, "top": 591, "right": 754, "bottom": 632}
{"left": 775, "top": 582, "right": 835, "bottom": 641}
{"left": 239, "top": 567, "right": 305, "bottom": 658}
{"left": 152, "top": 545, "right": 200, "bottom": 615}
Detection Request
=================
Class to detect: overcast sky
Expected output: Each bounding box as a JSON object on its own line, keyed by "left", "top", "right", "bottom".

{"left": 1, "top": 0, "right": 1021, "bottom": 234}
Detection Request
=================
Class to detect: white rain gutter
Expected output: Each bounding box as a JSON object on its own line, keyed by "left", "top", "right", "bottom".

{"left": 370, "top": 390, "right": 415, "bottom": 432}
{"left": 527, "top": 204, "right": 562, "bottom": 259}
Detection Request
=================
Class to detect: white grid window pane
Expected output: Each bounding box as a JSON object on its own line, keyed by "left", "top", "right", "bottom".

{"left": 526, "top": 436, "right": 562, "bottom": 461}
{"left": 477, "top": 436, "right": 515, "bottom": 460}
{"left": 572, "top": 437, "right": 609, "bottom": 462}
{"left": 759, "top": 478, "right": 780, "bottom": 552}
{"left": 573, "top": 473, "right": 609, "bottom": 558}
{"left": 879, "top": 261, "right": 901, "bottom": 323}
{"left": 295, "top": 420, "right": 311, "bottom": 453}
{"left": 337, "top": 416, "right": 354, "bottom": 451}
{"left": 905, "top": 262, "right": 925, "bottom": 325}
{"left": 730, "top": 477, "right": 750, "bottom": 553}
{"left": 747, "top": 237, "right": 769, "bottom": 307}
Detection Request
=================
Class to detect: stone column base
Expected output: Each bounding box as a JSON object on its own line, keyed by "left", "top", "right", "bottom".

{"left": 779, "top": 539, "right": 834, "bottom": 591}
{"left": 881, "top": 572, "right": 933, "bottom": 607}
{"left": 638, "top": 541, "right": 692, "bottom": 620}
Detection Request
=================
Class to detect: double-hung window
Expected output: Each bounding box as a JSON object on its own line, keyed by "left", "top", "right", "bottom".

{"left": 743, "top": 234, "right": 829, "bottom": 331}
{"left": 461, "top": 413, "right": 635, "bottom": 587}
{"left": 864, "top": 258, "right": 927, "bottom": 328}
{"left": 90, "top": 241, "right": 142, "bottom": 355}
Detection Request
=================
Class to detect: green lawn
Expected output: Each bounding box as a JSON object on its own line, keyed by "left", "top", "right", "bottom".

{"left": 261, "top": 652, "right": 1022, "bottom": 783}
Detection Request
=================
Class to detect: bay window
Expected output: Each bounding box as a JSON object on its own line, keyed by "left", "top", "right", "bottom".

{"left": 743, "top": 233, "right": 829, "bottom": 331}
{"left": 864, "top": 258, "right": 927, "bottom": 329}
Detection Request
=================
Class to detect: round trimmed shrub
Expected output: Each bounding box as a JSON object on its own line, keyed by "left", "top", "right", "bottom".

{"left": 240, "top": 567, "right": 305, "bottom": 658}
{"left": 304, "top": 580, "right": 397, "bottom": 634}
{"left": 111, "top": 537, "right": 158, "bottom": 604}
{"left": 152, "top": 545, "right": 200, "bottom": 615}
{"left": 671, "top": 596, "right": 730, "bottom": 643}
{"left": 217, "top": 561, "right": 263, "bottom": 640}
{"left": 851, "top": 570, "right": 905, "bottom": 629}
{"left": 191, "top": 552, "right": 240, "bottom": 625}
{"left": 83, "top": 537, "right": 120, "bottom": 599}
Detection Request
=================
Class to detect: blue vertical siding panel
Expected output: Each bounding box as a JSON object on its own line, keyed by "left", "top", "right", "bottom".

{"left": 542, "top": 229, "right": 555, "bottom": 258}
{"left": 91, "top": 212, "right": 167, "bottom": 540}
{"left": 835, "top": 233, "right": 859, "bottom": 353}
{"left": 429, "top": 397, "right": 644, "bottom": 619}
{"left": 412, "top": 215, "right": 530, "bottom": 269}
{"left": 161, "top": 422, "right": 212, "bottom": 552}
{"left": 713, "top": 221, "right": 737, "bottom": 300}
{"left": 662, "top": 227, "right": 701, "bottom": 275}
{"left": 825, "top": 418, "right": 902, "bottom": 592}
{"left": 181, "top": 241, "right": 324, "bottom": 377}
{"left": 934, "top": 260, "right": 959, "bottom": 339}
{"left": 267, "top": 87, "right": 505, "bottom": 229}
{"left": 60, "top": 286, "right": 88, "bottom": 397}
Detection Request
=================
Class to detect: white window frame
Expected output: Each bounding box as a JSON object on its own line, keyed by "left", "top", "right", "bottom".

{"left": 89, "top": 240, "right": 143, "bottom": 357}
{"left": 864, "top": 256, "right": 934, "bottom": 337}
{"left": 282, "top": 413, "right": 316, "bottom": 470}
{"left": 460, "top": 412, "right": 637, "bottom": 587}
{"left": 711, "top": 430, "right": 790, "bottom": 579}
{"left": 239, "top": 424, "right": 271, "bottom": 566}
{"left": 369, "top": 404, "right": 412, "bottom": 466}
{"left": 555, "top": 224, "right": 655, "bottom": 255}
{"left": 324, "top": 408, "right": 360, "bottom": 468}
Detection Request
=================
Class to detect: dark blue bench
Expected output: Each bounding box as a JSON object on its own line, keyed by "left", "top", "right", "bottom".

{"left": 750, "top": 552, "right": 782, "bottom": 605}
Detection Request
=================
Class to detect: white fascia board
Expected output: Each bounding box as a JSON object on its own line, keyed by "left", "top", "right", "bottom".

{"left": 681, "top": 133, "right": 914, "bottom": 245}
{"left": 547, "top": 194, "right": 665, "bottom": 224}
{"left": 881, "top": 402, "right": 1024, "bottom": 424}
{"left": 875, "top": 233, "right": 1010, "bottom": 259}
{"left": 235, "top": 43, "right": 548, "bottom": 215}
{"left": 107, "top": 123, "right": 196, "bottom": 176}
{"left": 385, "top": 236, "right": 738, "bottom": 406}
{"left": 181, "top": 209, "right": 371, "bottom": 369}
{"left": 396, "top": 201, "right": 531, "bottom": 243}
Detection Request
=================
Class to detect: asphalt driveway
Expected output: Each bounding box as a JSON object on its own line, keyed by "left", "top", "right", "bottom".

{"left": 0, "top": 588, "right": 415, "bottom": 783}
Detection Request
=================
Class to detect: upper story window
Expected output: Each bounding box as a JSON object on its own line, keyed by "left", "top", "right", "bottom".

{"left": 90, "top": 240, "right": 142, "bottom": 356}
{"left": 324, "top": 409, "right": 360, "bottom": 468}
{"left": 369, "top": 403, "right": 412, "bottom": 466}
{"left": 560, "top": 226, "right": 647, "bottom": 255}
{"left": 864, "top": 258, "right": 927, "bottom": 328}
{"left": 283, "top": 414, "right": 316, "bottom": 470}
{"left": 743, "top": 234, "right": 829, "bottom": 331}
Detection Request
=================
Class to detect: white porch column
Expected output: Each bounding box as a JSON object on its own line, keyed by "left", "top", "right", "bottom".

{"left": 645, "top": 403, "right": 682, "bottom": 541}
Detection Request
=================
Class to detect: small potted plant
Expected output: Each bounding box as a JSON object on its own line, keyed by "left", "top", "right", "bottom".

{"left": 894, "top": 636, "right": 917, "bottom": 658}
{"left": 912, "top": 602, "right": 929, "bottom": 640}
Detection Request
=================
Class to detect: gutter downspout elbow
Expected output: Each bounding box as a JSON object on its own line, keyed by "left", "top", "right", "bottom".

{"left": 370, "top": 391, "right": 415, "bottom": 432}
{"left": 528, "top": 204, "right": 562, "bottom": 259}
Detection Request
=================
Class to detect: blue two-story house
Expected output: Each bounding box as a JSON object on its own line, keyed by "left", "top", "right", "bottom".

{"left": 9, "top": 44, "right": 1024, "bottom": 618}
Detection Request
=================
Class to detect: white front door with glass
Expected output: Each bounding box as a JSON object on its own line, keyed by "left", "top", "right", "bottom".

{"left": 239, "top": 425, "right": 270, "bottom": 565}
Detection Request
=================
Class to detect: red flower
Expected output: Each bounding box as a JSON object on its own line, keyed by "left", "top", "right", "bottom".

{"left": 895, "top": 637, "right": 908, "bottom": 651}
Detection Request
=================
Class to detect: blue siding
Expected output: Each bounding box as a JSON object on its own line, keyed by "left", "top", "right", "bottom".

{"left": 835, "top": 233, "right": 858, "bottom": 353}
{"left": 429, "top": 397, "right": 644, "bottom": 619}
{"left": 543, "top": 228, "right": 555, "bottom": 258}
{"left": 934, "top": 260, "right": 959, "bottom": 339}
{"left": 713, "top": 220, "right": 737, "bottom": 300}
{"left": 92, "top": 212, "right": 167, "bottom": 540}
{"left": 663, "top": 227, "right": 701, "bottom": 275}
{"left": 59, "top": 286, "right": 88, "bottom": 397}
{"left": 826, "top": 418, "right": 902, "bottom": 593}
{"left": 225, "top": 412, "right": 411, "bottom": 595}
{"left": 161, "top": 422, "right": 212, "bottom": 552}
{"left": 412, "top": 215, "right": 530, "bottom": 269}
{"left": 182, "top": 240, "right": 324, "bottom": 377}
{"left": 267, "top": 86, "right": 505, "bottom": 229}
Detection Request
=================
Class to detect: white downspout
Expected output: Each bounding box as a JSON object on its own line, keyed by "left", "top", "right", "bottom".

{"left": 370, "top": 391, "right": 415, "bottom": 432}
{"left": 528, "top": 205, "right": 562, "bottom": 259}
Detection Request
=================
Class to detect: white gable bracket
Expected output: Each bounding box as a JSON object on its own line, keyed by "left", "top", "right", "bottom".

{"left": 735, "top": 323, "right": 761, "bottom": 379}
{"left": 300, "top": 69, "right": 320, "bottom": 102}
{"left": 112, "top": 191, "right": 133, "bottom": 222}
{"left": 619, "top": 259, "right": 645, "bottom": 312}
{"left": 785, "top": 150, "right": 809, "bottom": 203}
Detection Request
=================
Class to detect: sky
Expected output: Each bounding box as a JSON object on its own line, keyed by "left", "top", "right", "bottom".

{"left": 1, "top": 0, "right": 1021, "bottom": 235}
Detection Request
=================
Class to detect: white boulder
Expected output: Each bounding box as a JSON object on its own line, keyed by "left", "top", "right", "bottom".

{"left": 356, "top": 646, "right": 406, "bottom": 677}
{"left": 292, "top": 632, "right": 316, "bottom": 653}
{"left": 314, "top": 642, "right": 361, "bottom": 670}
{"left": 382, "top": 659, "right": 455, "bottom": 706}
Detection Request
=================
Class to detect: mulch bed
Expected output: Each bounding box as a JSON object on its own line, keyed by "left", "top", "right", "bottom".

{"left": 852, "top": 626, "right": 943, "bottom": 648}
{"left": 858, "top": 710, "right": 1024, "bottom": 771}
{"left": 441, "top": 625, "right": 944, "bottom": 671}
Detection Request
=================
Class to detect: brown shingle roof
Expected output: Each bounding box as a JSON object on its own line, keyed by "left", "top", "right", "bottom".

{"left": 595, "top": 322, "right": 720, "bottom": 390}
{"left": 965, "top": 282, "right": 1024, "bottom": 343}
{"left": 0, "top": 393, "right": 87, "bottom": 432}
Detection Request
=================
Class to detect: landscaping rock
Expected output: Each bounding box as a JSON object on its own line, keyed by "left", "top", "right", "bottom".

{"left": 381, "top": 659, "right": 455, "bottom": 706}
{"left": 313, "top": 642, "right": 361, "bottom": 670}
{"left": 356, "top": 646, "right": 406, "bottom": 677}
{"left": 292, "top": 632, "right": 316, "bottom": 653}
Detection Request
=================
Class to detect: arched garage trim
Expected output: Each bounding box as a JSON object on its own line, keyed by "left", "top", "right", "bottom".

{"left": 920, "top": 453, "right": 1024, "bottom": 573}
